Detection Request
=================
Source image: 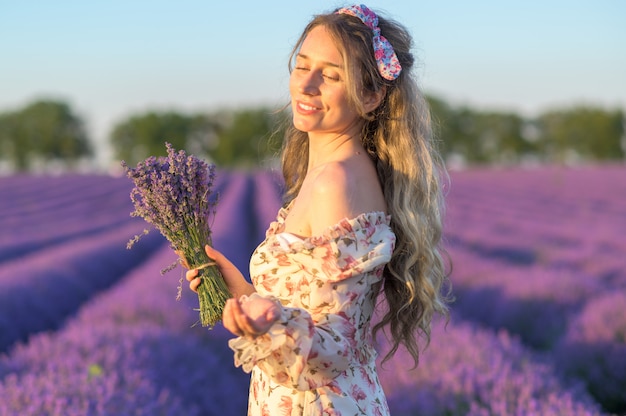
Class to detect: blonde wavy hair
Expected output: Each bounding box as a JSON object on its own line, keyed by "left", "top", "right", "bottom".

{"left": 280, "top": 8, "right": 452, "bottom": 366}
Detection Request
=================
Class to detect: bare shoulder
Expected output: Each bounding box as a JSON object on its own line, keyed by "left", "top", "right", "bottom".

{"left": 282, "top": 162, "right": 351, "bottom": 237}
{"left": 308, "top": 159, "right": 386, "bottom": 234}
{"left": 311, "top": 161, "right": 352, "bottom": 199}
{"left": 306, "top": 162, "right": 351, "bottom": 235}
{"left": 284, "top": 156, "right": 386, "bottom": 237}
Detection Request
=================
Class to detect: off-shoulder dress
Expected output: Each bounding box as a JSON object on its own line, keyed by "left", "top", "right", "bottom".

{"left": 228, "top": 204, "right": 396, "bottom": 416}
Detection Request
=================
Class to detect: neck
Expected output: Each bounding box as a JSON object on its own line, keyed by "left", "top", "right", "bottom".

{"left": 306, "top": 118, "right": 366, "bottom": 169}
{"left": 307, "top": 131, "right": 364, "bottom": 170}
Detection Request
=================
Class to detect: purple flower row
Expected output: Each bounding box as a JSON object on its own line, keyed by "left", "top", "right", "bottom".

{"left": 0, "top": 245, "right": 248, "bottom": 415}
{"left": 0, "top": 220, "right": 164, "bottom": 352}
{"left": 443, "top": 165, "right": 626, "bottom": 412}
{"left": 379, "top": 318, "right": 603, "bottom": 415}
{"left": 554, "top": 291, "right": 626, "bottom": 414}
{"left": 1, "top": 165, "right": 623, "bottom": 414}
{"left": 448, "top": 243, "right": 605, "bottom": 349}
{"left": 0, "top": 171, "right": 261, "bottom": 415}
{"left": 0, "top": 175, "right": 139, "bottom": 263}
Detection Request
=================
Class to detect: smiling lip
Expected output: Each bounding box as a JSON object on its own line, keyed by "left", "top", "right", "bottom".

{"left": 296, "top": 101, "right": 321, "bottom": 114}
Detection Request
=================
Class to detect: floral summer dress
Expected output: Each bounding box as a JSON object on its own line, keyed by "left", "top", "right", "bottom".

{"left": 228, "top": 204, "right": 396, "bottom": 415}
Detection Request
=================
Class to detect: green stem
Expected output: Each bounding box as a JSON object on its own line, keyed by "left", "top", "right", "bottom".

{"left": 196, "top": 265, "right": 232, "bottom": 328}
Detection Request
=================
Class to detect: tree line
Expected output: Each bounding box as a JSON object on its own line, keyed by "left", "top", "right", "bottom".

{"left": 0, "top": 97, "right": 623, "bottom": 172}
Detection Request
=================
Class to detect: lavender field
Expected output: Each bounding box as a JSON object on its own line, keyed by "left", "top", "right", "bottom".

{"left": 0, "top": 165, "right": 624, "bottom": 415}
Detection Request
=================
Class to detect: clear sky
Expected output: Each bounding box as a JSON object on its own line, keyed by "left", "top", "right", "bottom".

{"left": 1, "top": 1, "right": 624, "bottom": 165}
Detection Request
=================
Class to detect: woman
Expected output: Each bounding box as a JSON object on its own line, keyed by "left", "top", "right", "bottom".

{"left": 187, "top": 4, "right": 451, "bottom": 414}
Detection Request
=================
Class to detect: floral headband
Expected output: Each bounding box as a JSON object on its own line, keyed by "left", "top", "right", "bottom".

{"left": 336, "top": 4, "right": 402, "bottom": 80}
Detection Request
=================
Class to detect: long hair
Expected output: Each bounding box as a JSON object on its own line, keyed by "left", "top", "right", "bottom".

{"left": 280, "top": 8, "right": 452, "bottom": 366}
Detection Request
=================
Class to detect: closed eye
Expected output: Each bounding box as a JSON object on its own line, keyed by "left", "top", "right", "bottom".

{"left": 323, "top": 73, "right": 340, "bottom": 82}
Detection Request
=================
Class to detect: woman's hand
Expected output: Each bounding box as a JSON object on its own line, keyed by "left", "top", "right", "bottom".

{"left": 222, "top": 295, "right": 281, "bottom": 338}
{"left": 184, "top": 245, "right": 254, "bottom": 299}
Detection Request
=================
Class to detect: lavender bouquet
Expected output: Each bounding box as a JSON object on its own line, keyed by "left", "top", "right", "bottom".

{"left": 121, "top": 142, "right": 231, "bottom": 328}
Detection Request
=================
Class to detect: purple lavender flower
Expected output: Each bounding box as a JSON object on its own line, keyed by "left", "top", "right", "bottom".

{"left": 379, "top": 318, "right": 604, "bottom": 415}
{"left": 555, "top": 291, "right": 626, "bottom": 413}
{"left": 121, "top": 143, "right": 230, "bottom": 327}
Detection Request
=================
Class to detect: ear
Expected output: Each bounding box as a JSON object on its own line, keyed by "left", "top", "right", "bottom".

{"left": 363, "top": 86, "right": 386, "bottom": 113}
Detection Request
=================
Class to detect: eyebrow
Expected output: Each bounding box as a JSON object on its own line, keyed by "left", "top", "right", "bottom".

{"left": 296, "top": 53, "right": 343, "bottom": 69}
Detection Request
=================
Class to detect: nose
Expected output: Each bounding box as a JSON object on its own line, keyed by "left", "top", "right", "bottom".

{"left": 296, "top": 71, "right": 320, "bottom": 96}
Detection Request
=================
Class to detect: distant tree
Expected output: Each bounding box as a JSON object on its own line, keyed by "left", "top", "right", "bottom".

{"left": 426, "top": 97, "right": 626, "bottom": 166}
{"left": 438, "top": 106, "right": 488, "bottom": 164}
{"left": 0, "top": 100, "right": 91, "bottom": 171}
{"left": 537, "top": 106, "right": 625, "bottom": 163}
{"left": 475, "top": 111, "right": 533, "bottom": 164}
{"left": 110, "top": 108, "right": 286, "bottom": 168}
{"left": 110, "top": 111, "right": 217, "bottom": 166}
{"left": 426, "top": 96, "right": 484, "bottom": 166}
{"left": 211, "top": 108, "right": 286, "bottom": 168}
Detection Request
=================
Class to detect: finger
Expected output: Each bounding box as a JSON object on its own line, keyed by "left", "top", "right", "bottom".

{"left": 204, "top": 245, "right": 223, "bottom": 263}
{"left": 189, "top": 277, "right": 201, "bottom": 293}
{"left": 222, "top": 299, "right": 244, "bottom": 336}
{"left": 231, "top": 298, "right": 259, "bottom": 336}
{"left": 185, "top": 269, "right": 199, "bottom": 282}
{"left": 204, "top": 244, "right": 221, "bottom": 259}
{"left": 205, "top": 245, "right": 236, "bottom": 271}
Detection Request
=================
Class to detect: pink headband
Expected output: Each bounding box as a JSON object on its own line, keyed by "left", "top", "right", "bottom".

{"left": 336, "top": 4, "right": 402, "bottom": 80}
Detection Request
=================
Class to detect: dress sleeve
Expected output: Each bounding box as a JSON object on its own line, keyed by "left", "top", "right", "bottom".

{"left": 228, "top": 215, "right": 395, "bottom": 391}
{"left": 229, "top": 298, "right": 354, "bottom": 391}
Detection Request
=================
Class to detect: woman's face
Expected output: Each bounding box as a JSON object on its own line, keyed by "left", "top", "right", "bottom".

{"left": 289, "top": 25, "right": 361, "bottom": 137}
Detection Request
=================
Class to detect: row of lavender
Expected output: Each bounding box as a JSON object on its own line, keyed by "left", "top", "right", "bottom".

{"left": 0, "top": 175, "right": 143, "bottom": 262}
{"left": 0, "top": 174, "right": 167, "bottom": 352}
{"left": 0, "top": 171, "right": 268, "bottom": 415}
{"left": 0, "top": 166, "right": 620, "bottom": 414}
{"left": 444, "top": 164, "right": 626, "bottom": 414}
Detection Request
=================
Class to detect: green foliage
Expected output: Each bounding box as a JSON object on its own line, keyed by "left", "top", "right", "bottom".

{"left": 537, "top": 106, "right": 625, "bottom": 163}
{"left": 427, "top": 97, "right": 534, "bottom": 165}
{"left": 110, "top": 107, "right": 287, "bottom": 168}
{"left": 0, "top": 100, "right": 91, "bottom": 171}
{"left": 211, "top": 108, "right": 287, "bottom": 168}
{"left": 426, "top": 95, "right": 624, "bottom": 166}
{"left": 110, "top": 111, "right": 216, "bottom": 166}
